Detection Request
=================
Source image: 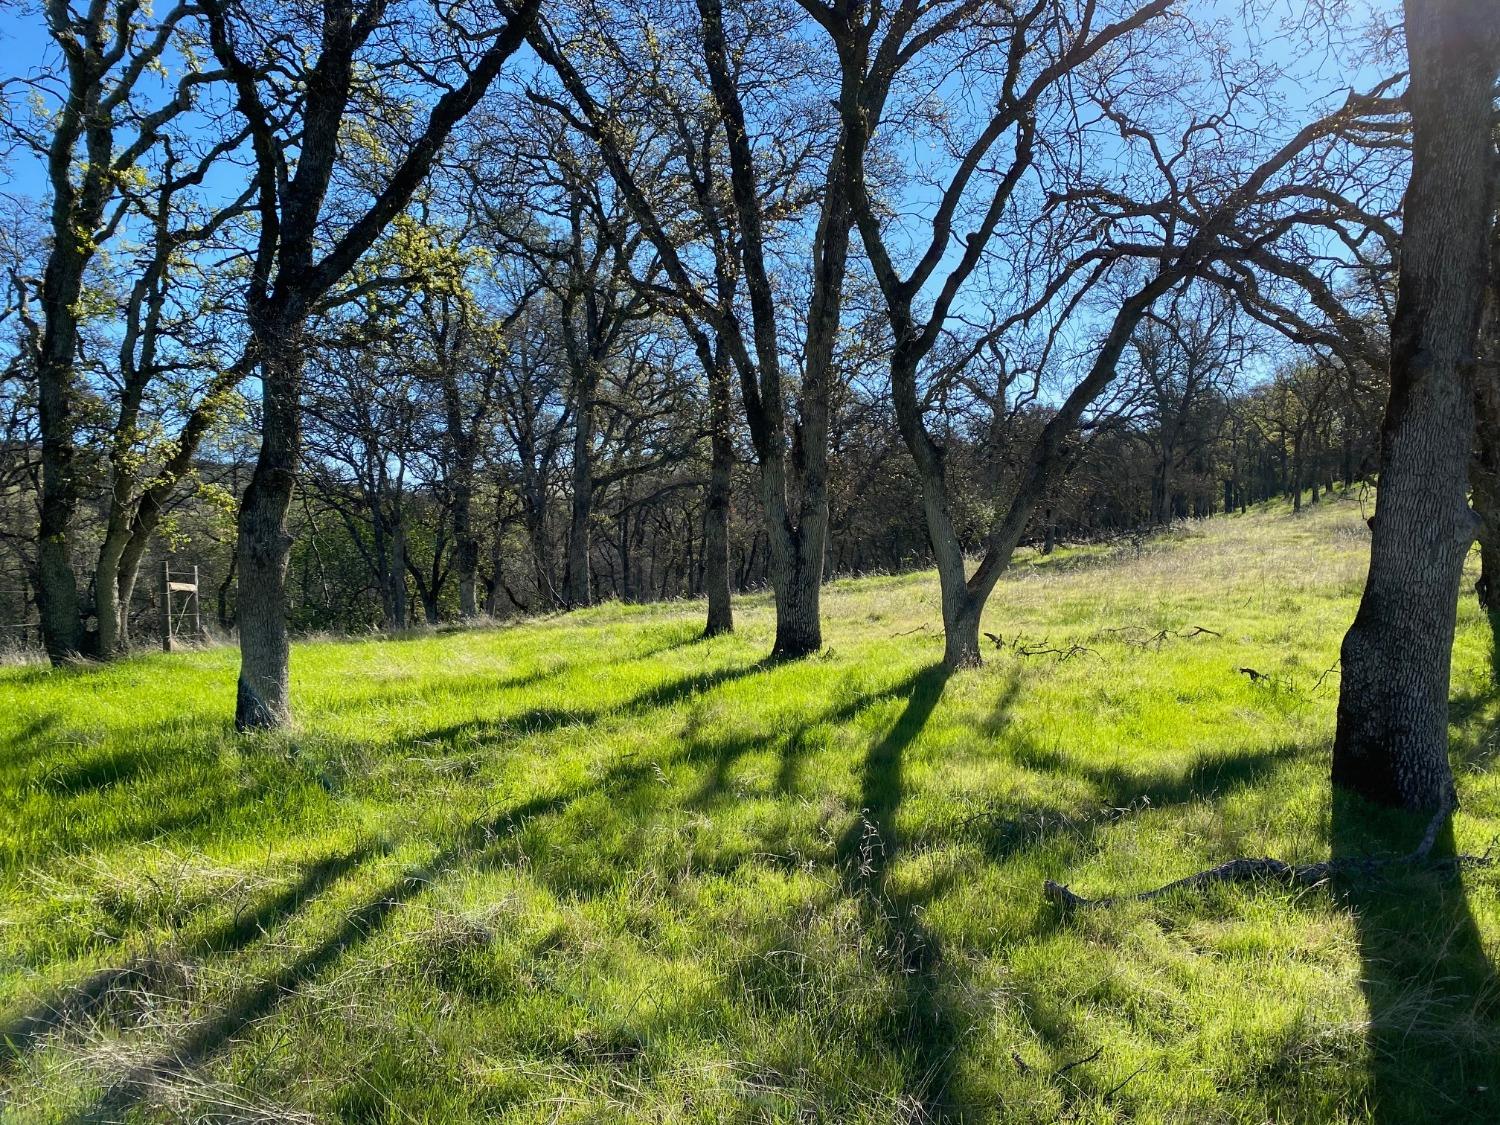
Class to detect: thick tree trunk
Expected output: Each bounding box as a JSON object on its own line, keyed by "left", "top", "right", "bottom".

{"left": 1332, "top": 0, "right": 1499, "bottom": 810}
{"left": 235, "top": 333, "right": 303, "bottom": 732}
{"left": 1469, "top": 129, "right": 1500, "bottom": 618}
{"left": 942, "top": 588, "right": 983, "bottom": 670}
{"left": 770, "top": 538, "right": 823, "bottom": 658}
{"left": 1476, "top": 378, "right": 1500, "bottom": 615}
{"left": 36, "top": 328, "right": 85, "bottom": 664}
{"left": 113, "top": 514, "right": 159, "bottom": 650}
{"left": 564, "top": 468, "right": 593, "bottom": 607}
{"left": 1150, "top": 457, "right": 1171, "bottom": 526}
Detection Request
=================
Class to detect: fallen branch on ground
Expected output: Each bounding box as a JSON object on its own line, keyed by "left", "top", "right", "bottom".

{"left": 1043, "top": 795, "right": 1494, "bottom": 912}
{"left": 985, "top": 631, "right": 1100, "bottom": 662}
{"left": 1093, "top": 625, "right": 1223, "bottom": 650}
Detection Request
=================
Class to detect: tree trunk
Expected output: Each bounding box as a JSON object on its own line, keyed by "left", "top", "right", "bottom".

{"left": 522, "top": 500, "right": 553, "bottom": 606}
{"left": 770, "top": 541, "right": 823, "bottom": 658}
{"left": 36, "top": 319, "right": 85, "bottom": 664}
{"left": 383, "top": 520, "right": 407, "bottom": 631}
{"left": 218, "top": 553, "right": 236, "bottom": 632}
{"left": 1469, "top": 116, "right": 1500, "bottom": 620}
{"left": 1291, "top": 439, "right": 1303, "bottom": 511}
{"left": 93, "top": 527, "right": 130, "bottom": 657}
{"left": 454, "top": 491, "right": 480, "bottom": 619}
{"left": 235, "top": 332, "right": 303, "bottom": 731}
{"left": 450, "top": 442, "right": 480, "bottom": 620}
{"left": 942, "top": 587, "right": 983, "bottom": 670}
{"left": 1332, "top": 0, "right": 1499, "bottom": 810}
{"left": 114, "top": 515, "right": 159, "bottom": 649}
{"left": 702, "top": 339, "right": 734, "bottom": 636}
{"left": 1150, "top": 456, "right": 1171, "bottom": 525}
{"left": 564, "top": 361, "right": 598, "bottom": 608}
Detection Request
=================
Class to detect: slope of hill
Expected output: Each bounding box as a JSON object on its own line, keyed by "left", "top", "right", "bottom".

{"left": 3, "top": 497, "right": 1498, "bottom": 1122}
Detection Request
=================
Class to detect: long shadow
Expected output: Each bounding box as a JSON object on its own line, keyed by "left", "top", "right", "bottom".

{"left": 0, "top": 844, "right": 374, "bottom": 1073}
{"left": 72, "top": 659, "right": 782, "bottom": 1117}
{"left": 689, "top": 672, "right": 930, "bottom": 808}
{"left": 74, "top": 748, "right": 685, "bottom": 1120}
{"left": 34, "top": 747, "right": 151, "bottom": 796}
{"left": 412, "top": 660, "right": 770, "bottom": 751}
{"left": 1332, "top": 795, "right": 1500, "bottom": 1123}
{"left": 311, "top": 664, "right": 564, "bottom": 718}
{"left": 832, "top": 664, "right": 958, "bottom": 1121}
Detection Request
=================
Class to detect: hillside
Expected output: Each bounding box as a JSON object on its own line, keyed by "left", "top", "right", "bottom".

{"left": 3, "top": 498, "right": 1498, "bottom": 1123}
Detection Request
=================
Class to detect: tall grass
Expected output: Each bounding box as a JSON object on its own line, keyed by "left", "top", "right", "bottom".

{"left": 2, "top": 496, "right": 1497, "bottom": 1122}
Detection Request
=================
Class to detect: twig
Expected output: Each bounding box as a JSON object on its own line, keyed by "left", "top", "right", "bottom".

{"left": 1312, "top": 660, "right": 1341, "bottom": 693}
{"left": 1052, "top": 1045, "right": 1103, "bottom": 1077}
{"left": 1101, "top": 1064, "right": 1147, "bottom": 1099}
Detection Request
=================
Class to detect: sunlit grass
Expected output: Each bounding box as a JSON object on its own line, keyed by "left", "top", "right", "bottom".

{"left": 3, "top": 494, "right": 1498, "bottom": 1122}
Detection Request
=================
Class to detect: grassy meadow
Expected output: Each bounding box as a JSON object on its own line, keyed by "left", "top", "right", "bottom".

{"left": 3, "top": 496, "right": 1499, "bottom": 1123}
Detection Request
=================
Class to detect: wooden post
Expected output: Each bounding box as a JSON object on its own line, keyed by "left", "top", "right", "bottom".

{"left": 159, "top": 559, "right": 172, "bottom": 652}
{"left": 192, "top": 565, "right": 202, "bottom": 643}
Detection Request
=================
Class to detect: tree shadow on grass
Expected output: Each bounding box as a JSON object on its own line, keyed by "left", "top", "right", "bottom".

{"left": 832, "top": 663, "right": 959, "bottom": 1121}
{"left": 688, "top": 668, "right": 940, "bottom": 808}
{"left": 1331, "top": 794, "right": 1500, "bottom": 1124}
{"left": 411, "top": 660, "right": 772, "bottom": 751}
{"left": 33, "top": 746, "right": 151, "bottom": 795}
{"left": 0, "top": 843, "right": 376, "bottom": 1073}
{"left": 69, "top": 658, "right": 786, "bottom": 1118}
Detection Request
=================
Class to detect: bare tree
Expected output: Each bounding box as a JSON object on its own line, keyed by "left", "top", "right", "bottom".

{"left": 528, "top": 0, "right": 857, "bottom": 656}
{"left": 819, "top": 0, "right": 1402, "bottom": 667}
{"left": 202, "top": 0, "right": 539, "bottom": 729}
{"left": 4, "top": 0, "right": 217, "bottom": 661}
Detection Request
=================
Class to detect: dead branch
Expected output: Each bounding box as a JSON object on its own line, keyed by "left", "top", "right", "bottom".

{"left": 1052, "top": 1045, "right": 1103, "bottom": 1076}
{"left": 1312, "top": 659, "right": 1340, "bottom": 693}
{"left": 1108, "top": 625, "right": 1223, "bottom": 649}
{"left": 990, "top": 631, "right": 1100, "bottom": 662}
{"left": 1042, "top": 795, "right": 1492, "bottom": 913}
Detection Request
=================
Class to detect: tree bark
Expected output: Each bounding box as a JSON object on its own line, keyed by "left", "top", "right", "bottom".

{"left": 1332, "top": 0, "right": 1500, "bottom": 810}
{"left": 35, "top": 204, "right": 90, "bottom": 663}
{"left": 235, "top": 333, "right": 302, "bottom": 731}
{"left": 1469, "top": 145, "right": 1500, "bottom": 616}
{"left": 94, "top": 527, "right": 130, "bottom": 657}
{"left": 702, "top": 336, "right": 734, "bottom": 636}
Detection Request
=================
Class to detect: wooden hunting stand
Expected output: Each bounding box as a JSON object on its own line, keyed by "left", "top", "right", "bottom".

{"left": 159, "top": 561, "right": 204, "bottom": 651}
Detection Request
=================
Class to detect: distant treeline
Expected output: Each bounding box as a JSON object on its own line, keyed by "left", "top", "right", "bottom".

{"left": 0, "top": 328, "right": 1383, "bottom": 644}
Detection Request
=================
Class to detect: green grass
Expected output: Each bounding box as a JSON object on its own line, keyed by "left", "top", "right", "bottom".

{"left": 3, "top": 496, "right": 1499, "bottom": 1123}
